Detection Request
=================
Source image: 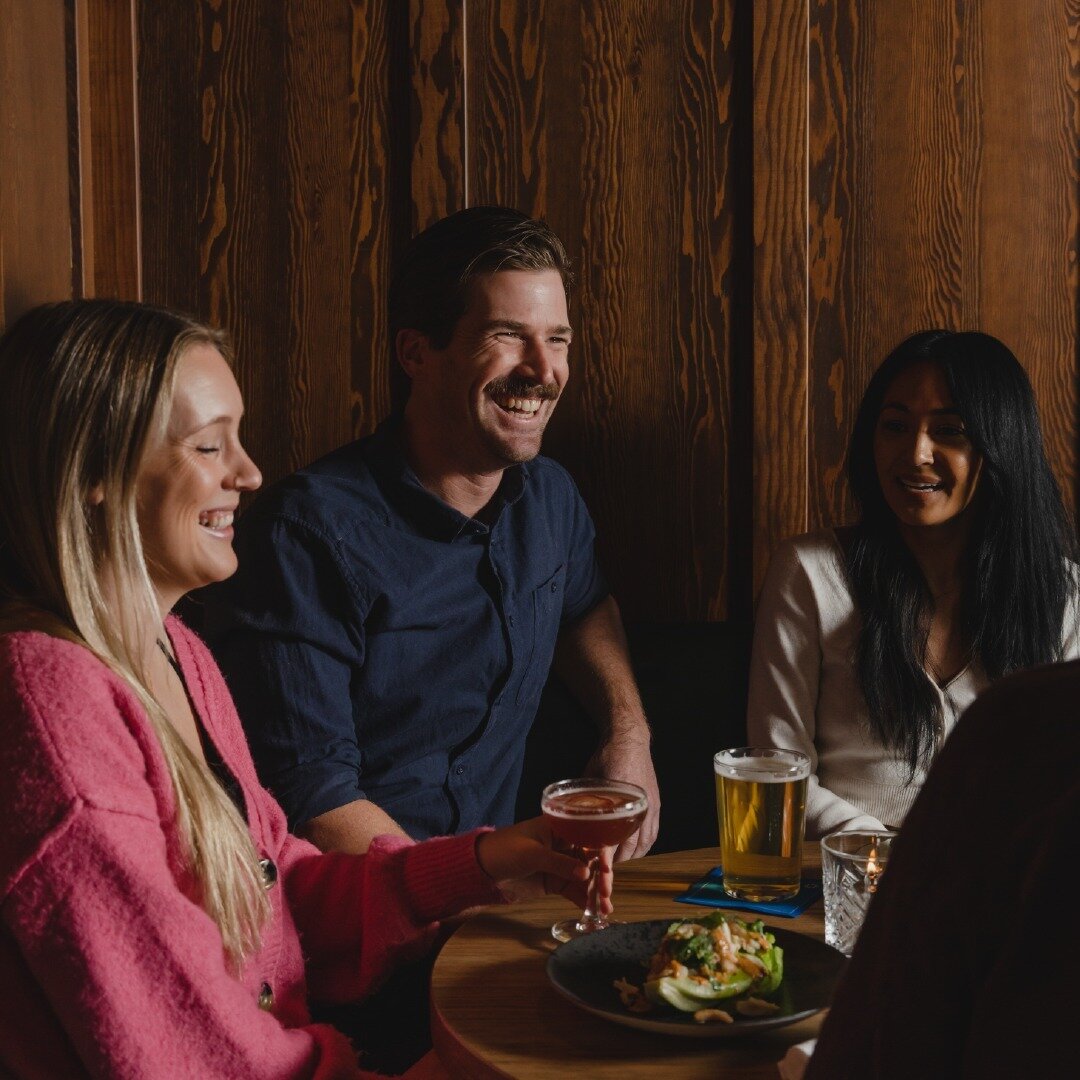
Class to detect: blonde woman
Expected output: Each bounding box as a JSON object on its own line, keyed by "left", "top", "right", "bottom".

{"left": 0, "top": 300, "right": 606, "bottom": 1078}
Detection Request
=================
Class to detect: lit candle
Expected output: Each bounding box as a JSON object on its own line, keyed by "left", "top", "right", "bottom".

{"left": 864, "top": 846, "right": 881, "bottom": 894}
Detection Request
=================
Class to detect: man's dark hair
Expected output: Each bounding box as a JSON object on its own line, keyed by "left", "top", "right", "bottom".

{"left": 845, "top": 329, "right": 1078, "bottom": 776}
{"left": 388, "top": 206, "right": 573, "bottom": 407}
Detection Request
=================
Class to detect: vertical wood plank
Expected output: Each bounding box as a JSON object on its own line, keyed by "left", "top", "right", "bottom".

{"left": 137, "top": 1, "right": 408, "bottom": 484}
{"left": 978, "top": 0, "right": 1080, "bottom": 510}
{"left": 669, "top": 0, "right": 739, "bottom": 619}
{"left": 137, "top": 0, "right": 199, "bottom": 312}
{"left": 468, "top": 0, "right": 550, "bottom": 214}
{"left": 350, "top": 0, "right": 411, "bottom": 429}
{"left": 0, "top": 0, "right": 74, "bottom": 323}
{"left": 79, "top": 0, "right": 141, "bottom": 299}
{"left": 409, "top": 0, "right": 466, "bottom": 229}
{"left": 753, "top": 0, "right": 808, "bottom": 588}
{"left": 283, "top": 0, "right": 352, "bottom": 468}
{"left": 195, "top": 0, "right": 291, "bottom": 484}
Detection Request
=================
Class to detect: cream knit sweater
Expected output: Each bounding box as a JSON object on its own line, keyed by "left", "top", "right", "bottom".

{"left": 746, "top": 530, "right": 1080, "bottom": 838}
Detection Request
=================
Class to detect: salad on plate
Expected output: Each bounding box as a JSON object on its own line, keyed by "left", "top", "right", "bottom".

{"left": 614, "top": 912, "right": 784, "bottom": 1024}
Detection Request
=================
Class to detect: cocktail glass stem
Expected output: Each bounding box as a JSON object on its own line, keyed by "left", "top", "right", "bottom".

{"left": 551, "top": 848, "right": 611, "bottom": 941}
{"left": 578, "top": 849, "right": 606, "bottom": 932}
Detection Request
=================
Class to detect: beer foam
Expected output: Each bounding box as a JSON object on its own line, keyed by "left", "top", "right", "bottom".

{"left": 714, "top": 757, "right": 810, "bottom": 783}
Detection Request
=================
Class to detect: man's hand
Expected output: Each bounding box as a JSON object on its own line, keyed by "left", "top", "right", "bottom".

{"left": 586, "top": 729, "right": 661, "bottom": 861}
{"left": 476, "top": 817, "right": 614, "bottom": 913}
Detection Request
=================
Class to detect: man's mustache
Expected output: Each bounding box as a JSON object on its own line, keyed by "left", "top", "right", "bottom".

{"left": 485, "top": 376, "right": 560, "bottom": 400}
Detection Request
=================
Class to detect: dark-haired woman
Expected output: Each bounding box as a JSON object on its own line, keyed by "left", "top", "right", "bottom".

{"left": 747, "top": 330, "right": 1080, "bottom": 838}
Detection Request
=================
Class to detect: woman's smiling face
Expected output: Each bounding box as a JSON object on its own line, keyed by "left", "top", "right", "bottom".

{"left": 135, "top": 343, "right": 261, "bottom": 610}
{"left": 873, "top": 360, "right": 983, "bottom": 531}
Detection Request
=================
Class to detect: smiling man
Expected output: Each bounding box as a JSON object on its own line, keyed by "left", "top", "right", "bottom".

{"left": 205, "top": 207, "right": 659, "bottom": 864}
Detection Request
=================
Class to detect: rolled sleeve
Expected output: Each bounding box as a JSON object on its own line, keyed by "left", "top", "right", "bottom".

{"left": 206, "top": 515, "right": 372, "bottom": 829}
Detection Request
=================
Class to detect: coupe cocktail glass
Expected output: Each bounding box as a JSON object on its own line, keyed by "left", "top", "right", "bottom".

{"left": 540, "top": 778, "right": 648, "bottom": 943}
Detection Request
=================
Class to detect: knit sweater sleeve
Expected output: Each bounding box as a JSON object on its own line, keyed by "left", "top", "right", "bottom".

{"left": 746, "top": 537, "right": 886, "bottom": 837}
{"left": 0, "top": 632, "right": 391, "bottom": 1078}
{"left": 168, "top": 619, "right": 506, "bottom": 1004}
{"left": 280, "top": 830, "right": 503, "bottom": 1003}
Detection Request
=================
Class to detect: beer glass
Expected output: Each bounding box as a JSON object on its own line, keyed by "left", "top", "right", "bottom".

{"left": 713, "top": 747, "right": 810, "bottom": 902}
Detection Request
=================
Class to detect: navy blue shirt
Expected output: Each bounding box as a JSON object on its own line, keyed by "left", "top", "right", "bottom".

{"left": 204, "top": 418, "right": 607, "bottom": 839}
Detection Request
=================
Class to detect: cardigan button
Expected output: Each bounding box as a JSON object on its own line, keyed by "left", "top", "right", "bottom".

{"left": 258, "top": 982, "right": 274, "bottom": 1011}
{"left": 259, "top": 858, "right": 278, "bottom": 888}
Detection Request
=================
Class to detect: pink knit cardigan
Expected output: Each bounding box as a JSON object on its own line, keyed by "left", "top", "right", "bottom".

{"left": 0, "top": 620, "right": 502, "bottom": 1078}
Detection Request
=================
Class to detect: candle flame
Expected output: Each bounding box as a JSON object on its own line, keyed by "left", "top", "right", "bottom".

{"left": 865, "top": 846, "right": 881, "bottom": 893}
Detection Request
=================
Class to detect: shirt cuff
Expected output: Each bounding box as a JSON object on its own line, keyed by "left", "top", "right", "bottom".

{"left": 399, "top": 827, "right": 505, "bottom": 923}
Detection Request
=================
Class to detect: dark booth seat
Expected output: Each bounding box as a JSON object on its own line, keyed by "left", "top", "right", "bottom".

{"left": 515, "top": 621, "right": 752, "bottom": 854}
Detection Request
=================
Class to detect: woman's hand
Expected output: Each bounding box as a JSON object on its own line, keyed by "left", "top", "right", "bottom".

{"left": 475, "top": 817, "right": 614, "bottom": 912}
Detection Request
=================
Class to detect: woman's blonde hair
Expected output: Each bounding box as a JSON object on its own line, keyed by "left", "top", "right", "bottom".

{"left": 0, "top": 299, "right": 269, "bottom": 964}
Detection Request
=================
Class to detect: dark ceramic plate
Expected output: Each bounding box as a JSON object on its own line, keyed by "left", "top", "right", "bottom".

{"left": 546, "top": 919, "right": 846, "bottom": 1038}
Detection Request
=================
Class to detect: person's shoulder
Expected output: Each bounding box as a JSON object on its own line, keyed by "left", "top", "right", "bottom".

{"left": 259, "top": 437, "right": 377, "bottom": 506}
{"left": 525, "top": 454, "right": 577, "bottom": 487}
{"left": 240, "top": 437, "right": 387, "bottom": 537}
{"left": 0, "top": 630, "right": 116, "bottom": 702}
{"left": 522, "top": 455, "right": 589, "bottom": 509}
{"left": 768, "top": 529, "right": 845, "bottom": 578}
{"left": 969, "top": 657, "right": 1080, "bottom": 729}
{"left": 0, "top": 632, "right": 162, "bottom": 841}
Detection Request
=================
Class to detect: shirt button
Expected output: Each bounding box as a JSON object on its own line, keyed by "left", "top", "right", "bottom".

{"left": 456, "top": 765, "right": 465, "bottom": 775}
{"left": 551, "top": 581, "right": 558, "bottom": 593}
{"left": 259, "top": 858, "right": 277, "bottom": 888}
{"left": 258, "top": 982, "right": 274, "bottom": 1011}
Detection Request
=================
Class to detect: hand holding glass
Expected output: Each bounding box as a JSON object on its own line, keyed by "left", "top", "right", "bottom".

{"left": 541, "top": 778, "right": 648, "bottom": 942}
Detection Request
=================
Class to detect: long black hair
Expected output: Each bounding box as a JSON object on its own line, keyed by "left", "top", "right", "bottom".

{"left": 846, "top": 330, "right": 1077, "bottom": 775}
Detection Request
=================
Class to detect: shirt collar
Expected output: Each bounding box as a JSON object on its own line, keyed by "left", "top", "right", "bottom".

{"left": 365, "top": 415, "right": 529, "bottom": 541}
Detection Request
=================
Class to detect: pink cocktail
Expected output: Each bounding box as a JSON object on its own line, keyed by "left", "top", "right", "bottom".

{"left": 541, "top": 778, "right": 648, "bottom": 942}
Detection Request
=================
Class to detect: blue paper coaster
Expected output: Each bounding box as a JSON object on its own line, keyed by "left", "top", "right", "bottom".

{"left": 676, "top": 866, "right": 822, "bottom": 918}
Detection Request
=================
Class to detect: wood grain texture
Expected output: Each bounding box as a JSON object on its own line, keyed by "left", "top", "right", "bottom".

{"left": 138, "top": 1, "right": 406, "bottom": 480}
{"left": 977, "top": 0, "right": 1080, "bottom": 511}
{"left": 0, "top": 0, "right": 74, "bottom": 323}
{"left": 192, "top": 0, "right": 292, "bottom": 484}
{"left": 409, "top": 0, "right": 466, "bottom": 228}
{"left": 123, "top": 0, "right": 1080, "bottom": 623}
{"left": 753, "top": 0, "right": 808, "bottom": 590}
{"left": 282, "top": 0, "right": 352, "bottom": 469}
{"left": 430, "top": 844, "right": 826, "bottom": 1079}
{"left": 79, "top": 0, "right": 140, "bottom": 300}
{"left": 808, "top": 0, "right": 1080, "bottom": 529}
{"left": 350, "top": 0, "right": 411, "bottom": 429}
{"left": 138, "top": 0, "right": 200, "bottom": 313}
{"left": 465, "top": 0, "right": 737, "bottom": 621}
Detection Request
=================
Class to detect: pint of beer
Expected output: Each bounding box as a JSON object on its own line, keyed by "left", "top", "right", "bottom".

{"left": 713, "top": 747, "right": 810, "bottom": 902}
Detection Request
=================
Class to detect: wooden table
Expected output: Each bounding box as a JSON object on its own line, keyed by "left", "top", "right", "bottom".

{"left": 431, "top": 844, "right": 826, "bottom": 1079}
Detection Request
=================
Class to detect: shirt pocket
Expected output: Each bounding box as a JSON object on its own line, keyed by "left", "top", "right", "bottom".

{"left": 515, "top": 564, "right": 566, "bottom": 707}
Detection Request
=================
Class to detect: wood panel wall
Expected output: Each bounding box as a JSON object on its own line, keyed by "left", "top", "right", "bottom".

{"left": 802, "top": 0, "right": 1080, "bottom": 544}
{"left": 0, "top": 0, "right": 75, "bottom": 323}
{"left": 3, "top": 0, "right": 1078, "bottom": 622}
{"left": 138, "top": 0, "right": 411, "bottom": 486}
{"left": 434, "top": 0, "right": 745, "bottom": 622}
